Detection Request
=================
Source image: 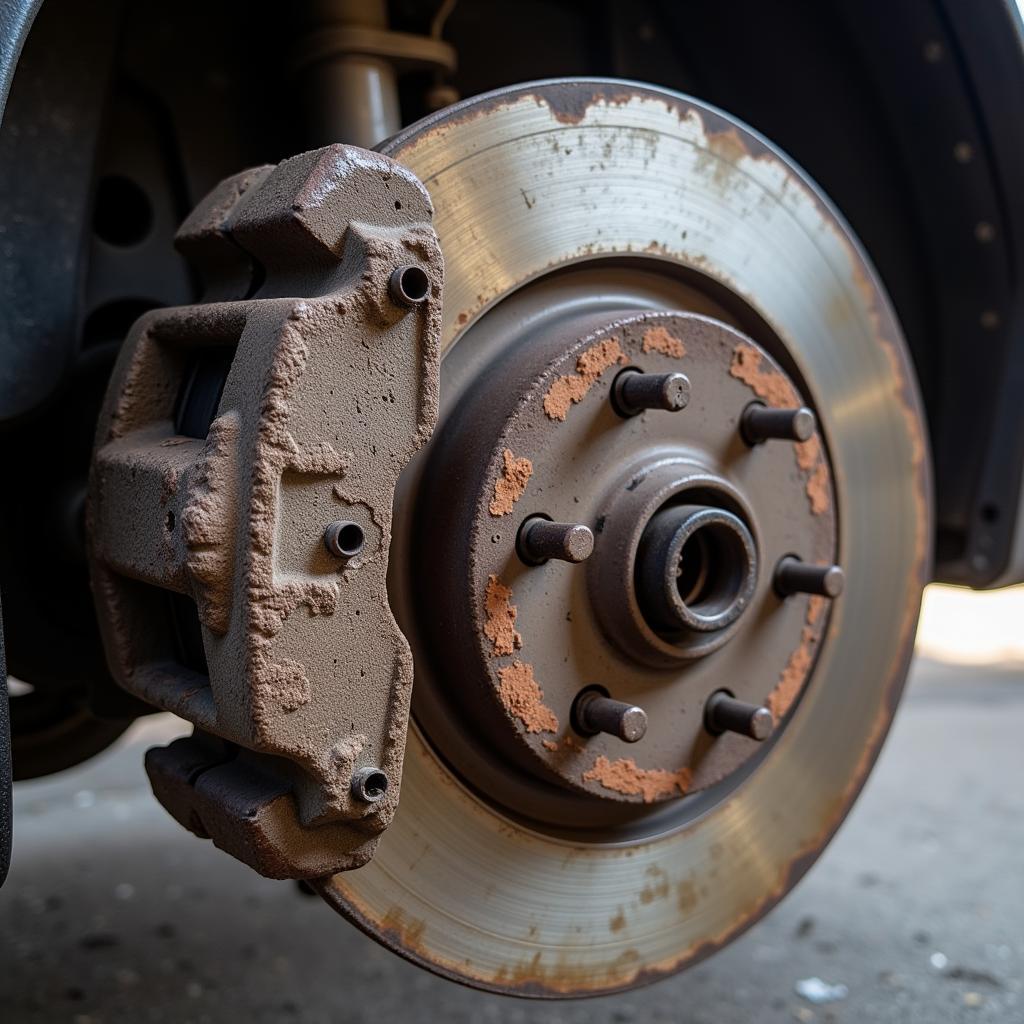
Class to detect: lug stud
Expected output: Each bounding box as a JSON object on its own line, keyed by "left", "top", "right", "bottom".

{"left": 517, "top": 516, "right": 594, "bottom": 565}
{"left": 612, "top": 369, "right": 691, "bottom": 416}
{"left": 704, "top": 691, "right": 774, "bottom": 741}
{"left": 324, "top": 520, "right": 366, "bottom": 559}
{"left": 351, "top": 766, "right": 388, "bottom": 803}
{"left": 574, "top": 690, "right": 648, "bottom": 743}
{"left": 774, "top": 556, "right": 845, "bottom": 598}
{"left": 741, "top": 402, "right": 816, "bottom": 444}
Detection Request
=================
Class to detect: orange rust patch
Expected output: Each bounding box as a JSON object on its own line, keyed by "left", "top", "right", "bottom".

{"left": 803, "top": 457, "right": 830, "bottom": 516}
{"left": 379, "top": 906, "right": 427, "bottom": 952}
{"left": 483, "top": 575, "right": 521, "bottom": 656}
{"left": 881, "top": 338, "right": 930, "bottom": 585}
{"left": 707, "top": 126, "right": 750, "bottom": 165}
{"left": 497, "top": 661, "right": 559, "bottom": 733}
{"left": 677, "top": 879, "right": 698, "bottom": 915}
{"left": 640, "top": 867, "right": 670, "bottom": 904}
{"left": 730, "top": 342, "right": 800, "bottom": 408}
{"left": 489, "top": 448, "right": 533, "bottom": 517}
{"left": 541, "top": 739, "right": 559, "bottom": 752}
{"left": 767, "top": 597, "right": 827, "bottom": 721}
{"left": 582, "top": 755, "right": 692, "bottom": 803}
{"left": 641, "top": 326, "right": 686, "bottom": 359}
{"left": 730, "top": 343, "right": 831, "bottom": 516}
{"left": 543, "top": 337, "right": 627, "bottom": 421}
{"left": 610, "top": 909, "right": 627, "bottom": 932}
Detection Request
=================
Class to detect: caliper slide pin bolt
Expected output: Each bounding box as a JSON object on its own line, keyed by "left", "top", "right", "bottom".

{"left": 741, "top": 402, "right": 816, "bottom": 444}
{"left": 774, "top": 556, "right": 845, "bottom": 598}
{"left": 704, "top": 691, "right": 774, "bottom": 741}
{"left": 517, "top": 516, "right": 594, "bottom": 565}
{"left": 612, "top": 368, "right": 691, "bottom": 416}
{"left": 574, "top": 690, "right": 648, "bottom": 743}
{"left": 351, "top": 766, "right": 389, "bottom": 803}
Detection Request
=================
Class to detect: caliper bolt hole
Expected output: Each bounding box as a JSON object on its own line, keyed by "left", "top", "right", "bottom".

{"left": 351, "top": 767, "right": 389, "bottom": 803}
{"left": 389, "top": 264, "right": 430, "bottom": 307}
{"left": 324, "top": 520, "right": 366, "bottom": 559}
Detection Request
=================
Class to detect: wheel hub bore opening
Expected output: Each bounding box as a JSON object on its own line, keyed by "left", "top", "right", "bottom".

{"left": 637, "top": 503, "right": 758, "bottom": 637}
{"left": 676, "top": 519, "right": 749, "bottom": 618}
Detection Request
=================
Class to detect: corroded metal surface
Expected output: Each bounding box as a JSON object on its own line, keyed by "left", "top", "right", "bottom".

{"left": 315, "top": 80, "right": 932, "bottom": 996}
{"left": 87, "top": 144, "right": 442, "bottom": 878}
{"left": 411, "top": 310, "right": 834, "bottom": 809}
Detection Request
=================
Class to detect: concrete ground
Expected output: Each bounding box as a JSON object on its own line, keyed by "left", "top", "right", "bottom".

{"left": 1, "top": 654, "right": 1022, "bottom": 1024}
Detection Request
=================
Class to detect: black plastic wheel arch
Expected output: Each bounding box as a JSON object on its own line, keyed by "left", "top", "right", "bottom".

{"left": 1, "top": 589, "right": 11, "bottom": 887}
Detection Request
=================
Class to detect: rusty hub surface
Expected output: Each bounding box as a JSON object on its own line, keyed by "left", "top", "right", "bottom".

{"left": 315, "top": 80, "right": 931, "bottom": 997}
{"left": 410, "top": 309, "right": 834, "bottom": 820}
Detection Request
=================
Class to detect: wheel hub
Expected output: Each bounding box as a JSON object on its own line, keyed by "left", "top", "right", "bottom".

{"left": 411, "top": 308, "right": 836, "bottom": 816}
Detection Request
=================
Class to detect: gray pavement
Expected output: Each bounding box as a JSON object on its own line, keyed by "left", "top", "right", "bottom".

{"left": 1, "top": 655, "right": 1022, "bottom": 1023}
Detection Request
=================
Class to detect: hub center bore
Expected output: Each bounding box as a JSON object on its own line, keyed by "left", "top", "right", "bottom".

{"left": 637, "top": 504, "right": 758, "bottom": 635}
{"left": 404, "top": 304, "right": 839, "bottom": 828}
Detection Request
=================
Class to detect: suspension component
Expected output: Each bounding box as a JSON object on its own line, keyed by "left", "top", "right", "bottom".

{"left": 289, "top": 0, "right": 458, "bottom": 148}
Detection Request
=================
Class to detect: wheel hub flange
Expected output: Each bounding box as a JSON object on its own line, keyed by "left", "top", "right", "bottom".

{"left": 411, "top": 309, "right": 838, "bottom": 814}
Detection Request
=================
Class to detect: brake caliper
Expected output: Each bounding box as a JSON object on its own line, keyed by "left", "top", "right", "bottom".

{"left": 87, "top": 145, "right": 441, "bottom": 878}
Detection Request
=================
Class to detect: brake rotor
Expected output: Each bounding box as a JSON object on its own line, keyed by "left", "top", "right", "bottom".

{"left": 315, "top": 80, "right": 931, "bottom": 996}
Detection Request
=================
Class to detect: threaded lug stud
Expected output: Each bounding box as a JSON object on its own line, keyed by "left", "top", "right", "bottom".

{"left": 741, "top": 402, "right": 816, "bottom": 444}
{"left": 774, "top": 556, "right": 845, "bottom": 598}
{"left": 517, "top": 516, "right": 594, "bottom": 565}
{"left": 573, "top": 690, "right": 648, "bottom": 743}
{"left": 612, "top": 369, "right": 691, "bottom": 417}
{"left": 704, "top": 691, "right": 774, "bottom": 741}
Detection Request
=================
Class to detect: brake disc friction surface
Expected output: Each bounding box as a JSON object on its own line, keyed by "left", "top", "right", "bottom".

{"left": 316, "top": 80, "right": 931, "bottom": 996}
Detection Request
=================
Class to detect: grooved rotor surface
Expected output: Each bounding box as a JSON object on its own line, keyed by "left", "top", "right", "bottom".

{"left": 315, "top": 79, "right": 931, "bottom": 997}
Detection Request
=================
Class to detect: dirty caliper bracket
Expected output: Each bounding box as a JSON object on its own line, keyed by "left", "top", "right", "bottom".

{"left": 87, "top": 145, "right": 442, "bottom": 879}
